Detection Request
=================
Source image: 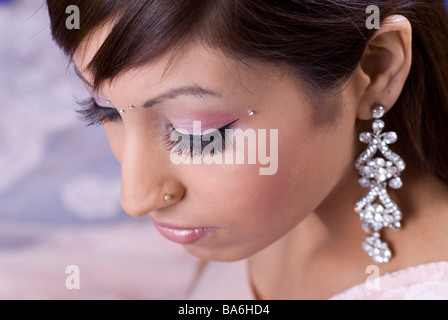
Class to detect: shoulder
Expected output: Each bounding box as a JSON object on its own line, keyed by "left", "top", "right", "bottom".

{"left": 330, "top": 261, "right": 448, "bottom": 300}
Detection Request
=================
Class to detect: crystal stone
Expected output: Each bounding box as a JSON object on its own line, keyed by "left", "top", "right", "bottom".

{"left": 363, "top": 233, "right": 392, "bottom": 263}
{"left": 382, "top": 132, "right": 398, "bottom": 144}
{"left": 372, "top": 120, "right": 385, "bottom": 133}
{"left": 359, "top": 132, "right": 372, "bottom": 143}
{"left": 366, "top": 158, "right": 389, "bottom": 182}
{"left": 372, "top": 106, "right": 385, "bottom": 119}
{"left": 389, "top": 177, "right": 403, "bottom": 189}
{"left": 386, "top": 162, "right": 398, "bottom": 178}
{"left": 358, "top": 177, "right": 370, "bottom": 188}
{"left": 361, "top": 204, "right": 386, "bottom": 231}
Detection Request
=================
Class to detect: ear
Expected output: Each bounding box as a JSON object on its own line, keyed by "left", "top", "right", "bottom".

{"left": 355, "top": 15, "right": 412, "bottom": 120}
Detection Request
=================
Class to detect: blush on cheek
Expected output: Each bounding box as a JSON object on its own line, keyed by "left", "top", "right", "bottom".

{"left": 233, "top": 152, "right": 317, "bottom": 235}
{"left": 231, "top": 168, "right": 295, "bottom": 223}
{"left": 252, "top": 176, "right": 292, "bottom": 217}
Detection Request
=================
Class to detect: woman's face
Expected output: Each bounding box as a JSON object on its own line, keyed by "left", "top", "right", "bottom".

{"left": 74, "top": 30, "right": 361, "bottom": 261}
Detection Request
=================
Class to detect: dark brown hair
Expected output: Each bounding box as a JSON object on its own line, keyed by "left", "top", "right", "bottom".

{"left": 46, "top": 0, "right": 448, "bottom": 185}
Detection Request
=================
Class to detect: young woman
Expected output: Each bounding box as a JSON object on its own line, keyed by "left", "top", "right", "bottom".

{"left": 46, "top": 0, "right": 448, "bottom": 299}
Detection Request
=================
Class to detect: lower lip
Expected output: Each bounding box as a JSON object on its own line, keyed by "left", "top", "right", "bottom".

{"left": 153, "top": 223, "right": 215, "bottom": 245}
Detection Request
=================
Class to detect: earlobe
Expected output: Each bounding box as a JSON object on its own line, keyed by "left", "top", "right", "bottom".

{"left": 356, "top": 15, "right": 413, "bottom": 120}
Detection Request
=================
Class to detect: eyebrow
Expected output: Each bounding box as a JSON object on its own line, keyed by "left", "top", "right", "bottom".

{"left": 143, "top": 86, "right": 221, "bottom": 108}
{"left": 73, "top": 64, "right": 221, "bottom": 108}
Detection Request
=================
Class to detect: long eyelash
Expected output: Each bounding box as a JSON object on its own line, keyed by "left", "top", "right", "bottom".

{"left": 75, "top": 98, "right": 121, "bottom": 126}
{"left": 163, "top": 119, "right": 239, "bottom": 158}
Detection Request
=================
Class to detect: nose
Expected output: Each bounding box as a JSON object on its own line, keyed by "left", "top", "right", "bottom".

{"left": 120, "top": 131, "right": 186, "bottom": 217}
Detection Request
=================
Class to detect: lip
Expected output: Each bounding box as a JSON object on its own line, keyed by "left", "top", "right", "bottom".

{"left": 152, "top": 221, "right": 215, "bottom": 245}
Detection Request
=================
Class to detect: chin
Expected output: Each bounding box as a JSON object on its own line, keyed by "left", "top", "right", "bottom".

{"left": 182, "top": 244, "right": 253, "bottom": 262}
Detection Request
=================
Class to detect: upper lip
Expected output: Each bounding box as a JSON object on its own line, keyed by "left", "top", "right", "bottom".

{"left": 150, "top": 217, "right": 211, "bottom": 231}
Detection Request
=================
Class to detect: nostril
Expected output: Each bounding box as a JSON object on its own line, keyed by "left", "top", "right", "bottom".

{"left": 120, "top": 201, "right": 146, "bottom": 218}
{"left": 120, "top": 185, "right": 185, "bottom": 217}
{"left": 120, "top": 191, "right": 156, "bottom": 217}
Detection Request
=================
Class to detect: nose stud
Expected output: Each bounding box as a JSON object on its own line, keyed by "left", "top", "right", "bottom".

{"left": 248, "top": 110, "right": 255, "bottom": 116}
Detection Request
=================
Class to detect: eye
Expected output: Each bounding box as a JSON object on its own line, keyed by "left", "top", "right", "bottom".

{"left": 76, "top": 98, "right": 122, "bottom": 126}
{"left": 163, "top": 119, "right": 239, "bottom": 157}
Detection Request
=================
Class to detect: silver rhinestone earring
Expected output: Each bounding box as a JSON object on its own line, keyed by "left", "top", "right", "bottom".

{"left": 164, "top": 194, "right": 173, "bottom": 201}
{"left": 354, "top": 105, "right": 405, "bottom": 263}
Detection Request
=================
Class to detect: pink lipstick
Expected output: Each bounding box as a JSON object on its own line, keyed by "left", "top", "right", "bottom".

{"left": 153, "top": 222, "right": 215, "bottom": 245}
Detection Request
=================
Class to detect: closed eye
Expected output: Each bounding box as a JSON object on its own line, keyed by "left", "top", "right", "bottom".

{"left": 76, "top": 98, "right": 122, "bottom": 126}
{"left": 163, "top": 119, "right": 239, "bottom": 157}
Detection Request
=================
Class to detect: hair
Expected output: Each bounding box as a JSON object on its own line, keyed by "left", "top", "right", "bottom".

{"left": 46, "top": 0, "right": 448, "bottom": 185}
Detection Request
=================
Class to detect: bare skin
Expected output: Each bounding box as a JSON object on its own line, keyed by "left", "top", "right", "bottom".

{"left": 74, "top": 15, "right": 448, "bottom": 299}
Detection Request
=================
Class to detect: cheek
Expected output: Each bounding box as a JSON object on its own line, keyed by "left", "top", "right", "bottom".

{"left": 194, "top": 122, "right": 352, "bottom": 239}
{"left": 103, "top": 122, "right": 125, "bottom": 163}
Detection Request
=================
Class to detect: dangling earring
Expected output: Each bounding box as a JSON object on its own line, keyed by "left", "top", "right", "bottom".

{"left": 354, "top": 105, "right": 405, "bottom": 263}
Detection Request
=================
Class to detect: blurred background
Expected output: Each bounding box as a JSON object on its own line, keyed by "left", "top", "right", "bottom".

{"left": 0, "top": 0, "right": 198, "bottom": 299}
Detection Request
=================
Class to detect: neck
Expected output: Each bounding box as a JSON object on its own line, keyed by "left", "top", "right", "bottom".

{"left": 249, "top": 167, "right": 448, "bottom": 299}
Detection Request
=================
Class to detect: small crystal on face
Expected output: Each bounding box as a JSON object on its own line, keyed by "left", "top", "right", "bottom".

{"left": 372, "top": 106, "right": 385, "bottom": 119}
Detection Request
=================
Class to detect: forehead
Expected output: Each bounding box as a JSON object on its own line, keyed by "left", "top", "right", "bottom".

{"left": 73, "top": 25, "right": 277, "bottom": 98}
